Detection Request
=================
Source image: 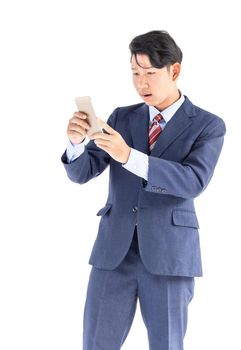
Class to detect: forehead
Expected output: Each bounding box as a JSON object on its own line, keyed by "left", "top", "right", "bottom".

{"left": 131, "top": 54, "right": 152, "bottom": 69}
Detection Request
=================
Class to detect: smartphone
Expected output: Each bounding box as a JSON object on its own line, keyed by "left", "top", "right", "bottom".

{"left": 74, "top": 96, "right": 102, "bottom": 136}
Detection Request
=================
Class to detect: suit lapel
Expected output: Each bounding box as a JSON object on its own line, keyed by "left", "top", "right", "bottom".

{"left": 129, "top": 104, "right": 149, "bottom": 154}
{"left": 150, "top": 100, "right": 195, "bottom": 157}
{"left": 128, "top": 97, "right": 196, "bottom": 157}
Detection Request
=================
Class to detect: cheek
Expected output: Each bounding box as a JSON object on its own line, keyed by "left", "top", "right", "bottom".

{"left": 153, "top": 77, "right": 170, "bottom": 91}
{"left": 132, "top": 77, "right": 139, "bottom": 89}
{"left": 149, "top": 79, "right": 162, "bottom": 93}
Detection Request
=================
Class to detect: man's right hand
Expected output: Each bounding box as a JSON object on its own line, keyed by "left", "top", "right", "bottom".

{"left": 67, "top": 112, "right": 90, "bottom": 144}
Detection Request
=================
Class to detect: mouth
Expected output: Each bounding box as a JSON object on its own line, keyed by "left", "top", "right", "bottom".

{"left": 141, "top": 93, "right": 152, "bottom": 100}
{"left": 143, "top": 93, "right": 151, "bottom": 97}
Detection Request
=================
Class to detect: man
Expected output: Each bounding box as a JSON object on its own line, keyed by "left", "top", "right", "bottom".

{"left": 61, "top": 30, "right": 226, "bottom": 350}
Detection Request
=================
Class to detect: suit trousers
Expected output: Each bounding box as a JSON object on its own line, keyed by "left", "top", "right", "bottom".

{"left": 83, "top": 229, "right": 195, "bottom": 350}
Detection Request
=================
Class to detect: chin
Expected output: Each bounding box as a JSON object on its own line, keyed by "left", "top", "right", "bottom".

{"left": 146, "top": 99, "right": 157, "bottom": 106}
{"left": 141, "top": 96, "right": 156, "bottom": 105}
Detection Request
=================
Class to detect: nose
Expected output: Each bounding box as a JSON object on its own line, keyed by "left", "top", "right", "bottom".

{"left": 137, "top": 75, "right": 149, "bottom": 89}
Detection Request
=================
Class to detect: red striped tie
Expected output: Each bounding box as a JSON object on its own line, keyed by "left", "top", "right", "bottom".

{"left": 149, "top": 113, "right": 163, "bottom": 151}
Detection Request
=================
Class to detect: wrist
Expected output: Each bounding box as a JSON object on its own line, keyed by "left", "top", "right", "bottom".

{"left": 70, "top": 137, "right": 86, "bottom": 145}
{"left": 122, "top": 146, "right": 131, "bottom": 164}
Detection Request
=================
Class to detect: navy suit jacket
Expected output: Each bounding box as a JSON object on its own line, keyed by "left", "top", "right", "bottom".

{"left": 62, "top": 96, "right": 226, "bottom": 277}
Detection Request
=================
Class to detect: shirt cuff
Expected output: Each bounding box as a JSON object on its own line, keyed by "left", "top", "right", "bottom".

{"left": 66, "top": 140, "right": 86, "bottom": 163}
{"left": 122, "top": 148, "right": 148, "bottom": 180}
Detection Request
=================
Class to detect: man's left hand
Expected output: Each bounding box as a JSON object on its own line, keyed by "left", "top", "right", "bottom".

{"left": 90, "top": 119, "right": 131, "bottom": 164}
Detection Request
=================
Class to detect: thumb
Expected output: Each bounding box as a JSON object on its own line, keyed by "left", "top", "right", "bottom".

{"left": 97, "top": 118, "right": 116, "bottom": 135}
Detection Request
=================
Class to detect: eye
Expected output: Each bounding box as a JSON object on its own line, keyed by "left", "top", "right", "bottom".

{"left": 147, "top": 71, "right": 156, "bottom": 75}
{"left": 133, "top": 72, "right": 139, "bottom": 76}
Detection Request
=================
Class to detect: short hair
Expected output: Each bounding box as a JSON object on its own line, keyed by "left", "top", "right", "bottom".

{"left": 129, "top": 30, "right": 183, "bottom": 68}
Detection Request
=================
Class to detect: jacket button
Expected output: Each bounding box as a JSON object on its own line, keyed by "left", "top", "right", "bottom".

{"left": 132, "top": 206, "right": 138, "bottom": 213}
{"left": 142, "top": 180, "right": 148, "bottom": 187}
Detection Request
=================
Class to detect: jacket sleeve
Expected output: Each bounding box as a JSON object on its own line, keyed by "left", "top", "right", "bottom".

{"left": 144, "top": 117, "right": 226, "bottom": 199}
{"left": 61, "top": 108, "right": 119, "bottom": 184}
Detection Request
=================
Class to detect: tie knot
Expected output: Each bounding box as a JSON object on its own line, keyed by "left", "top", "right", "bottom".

{"left": 153, "top": 113, "right": 162, "bottom": 123}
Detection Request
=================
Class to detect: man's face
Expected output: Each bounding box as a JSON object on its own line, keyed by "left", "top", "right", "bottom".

{"left": 131, "top": 54, "right": 180, "bottom": 110}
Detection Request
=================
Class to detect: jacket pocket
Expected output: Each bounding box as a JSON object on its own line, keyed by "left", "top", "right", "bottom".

{"left": 96, "top": 204, "right": 112, "bottom": 216}
{"left": 172, "top": 209, "right": 199, "bottom": 229}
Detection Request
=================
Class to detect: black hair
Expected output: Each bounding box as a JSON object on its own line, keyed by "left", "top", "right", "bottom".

{"left": 129, "top": 30, "right": 183, "bottom": 68}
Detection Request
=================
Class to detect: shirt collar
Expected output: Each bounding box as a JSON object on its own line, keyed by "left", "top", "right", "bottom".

{"left": 149, "top": 93, "right": 185, "bottom": 123}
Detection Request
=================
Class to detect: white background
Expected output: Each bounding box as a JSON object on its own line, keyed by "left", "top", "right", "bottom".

{"left": 0, "top": 0, "right": 240, "bottom": 349}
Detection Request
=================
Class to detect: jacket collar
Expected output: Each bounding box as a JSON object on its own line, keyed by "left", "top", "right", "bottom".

{"left": 129, "top": 96, "right": 197, "bottom": 156}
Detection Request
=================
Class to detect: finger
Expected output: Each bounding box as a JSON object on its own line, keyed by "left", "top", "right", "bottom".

{"left": 90, "top": 132, "right": 112, "bottom": 141}
{"left": 94, "top": 142, "right": 110, "bottom": 152}
{"left": 68, "top": 130, "right": 86, "bottom": 138}
{"left": 94, "top": 139, "right": 111, "bottom": 147}
{"left": 97, "top": 118, "right": 116, "bottom": 135}
{"left": 68, "top": 124, "right": 87, "bottom": 134}
{"left": 73, "top": 112, "right": 88, "bottom": 119}
{"left": 70, "top": 117, "right": 90, "bottom": 129}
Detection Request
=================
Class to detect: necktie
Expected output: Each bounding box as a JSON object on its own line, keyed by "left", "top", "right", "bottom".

{"left": 149, "top": 113, "right": 163, "bottom": 151}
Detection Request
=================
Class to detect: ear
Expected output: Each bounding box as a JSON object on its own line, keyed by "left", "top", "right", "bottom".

{"left": 171, "top": 63, "right": 181, "bottom": 81}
